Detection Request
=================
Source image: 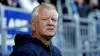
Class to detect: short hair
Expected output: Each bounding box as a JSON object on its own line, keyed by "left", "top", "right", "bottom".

{"left": 31, "top": 3, "right": 58, "bottom": 21}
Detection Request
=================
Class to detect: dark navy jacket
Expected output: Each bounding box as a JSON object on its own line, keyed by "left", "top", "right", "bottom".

{"left": 9, "top": 34, "right": 62, "bottom": 56}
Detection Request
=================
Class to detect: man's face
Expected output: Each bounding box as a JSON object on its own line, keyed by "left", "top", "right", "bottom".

{"left": 33, "top": 8, "right": 58, "bottom": 38}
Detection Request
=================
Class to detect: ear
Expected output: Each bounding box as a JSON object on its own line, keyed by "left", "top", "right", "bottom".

{"left": 31, "top": 21, "right": 35, "bottom": 31}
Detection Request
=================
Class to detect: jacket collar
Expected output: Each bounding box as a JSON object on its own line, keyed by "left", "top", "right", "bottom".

{"left": 28, "top": 37, "right": 53, "bottom": 52}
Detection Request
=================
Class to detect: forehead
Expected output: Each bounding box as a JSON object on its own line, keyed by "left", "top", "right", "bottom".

{"left": 38, "top": 8, "right": 58, "bottom": 17}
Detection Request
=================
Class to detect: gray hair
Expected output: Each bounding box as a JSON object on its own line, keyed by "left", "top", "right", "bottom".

{"left": 31, "top": 3, "right": 58, "bottom": 21}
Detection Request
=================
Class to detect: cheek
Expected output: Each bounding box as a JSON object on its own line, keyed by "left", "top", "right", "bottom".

{"left": 55, "top": 23, "right": 58, "bottom": 31}
{"left": 55, "top": 23, "right": 57, "bottom": 28}
{"left": 39, "top": 22, "right": 47, "bottom": 30}
{"left": 55, "top": 25, "right": 57, "bottom": 31}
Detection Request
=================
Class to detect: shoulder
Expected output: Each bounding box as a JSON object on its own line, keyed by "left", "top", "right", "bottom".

{"left": 10, "top": 46, "right": 37, "bottom": 56}
{"left": 52, "top": 45, "right": 62, "bottom": 56}
{"left": 10, "top": 42, "right": 40, "bottom": 56}
{"left": 9, "top": 48, "right": 36, "bottom": 56}
{"left": 16, "top": 42, "right": 42, "bottom": 52}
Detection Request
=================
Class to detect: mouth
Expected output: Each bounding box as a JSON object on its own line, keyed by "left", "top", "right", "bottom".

{"left": 47, "top": 28, "right": 54, "bottom": 30}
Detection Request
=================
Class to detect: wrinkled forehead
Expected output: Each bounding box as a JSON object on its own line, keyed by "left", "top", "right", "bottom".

{"left": 38, "top": 8, "right": 58, "bottom": 19}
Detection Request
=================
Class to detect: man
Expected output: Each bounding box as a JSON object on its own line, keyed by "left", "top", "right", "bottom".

{"left": 73, "top": 0, "right": 90, "bottom": 17}
{"left": 10, "top": 3, "right": 62, "bottom": 56}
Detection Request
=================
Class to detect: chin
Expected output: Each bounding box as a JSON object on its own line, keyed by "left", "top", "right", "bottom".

{"left": 45, "top": 33, "right": 56, "bottom": 37}
{"left": 42, "top": 33, "right": 56, "bottom": 41}
{"left": 44, "top": 35, "right": 54, "bottom": 41}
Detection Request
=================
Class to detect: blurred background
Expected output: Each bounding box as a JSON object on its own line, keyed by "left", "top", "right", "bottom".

{"left": 0, "top": 0, "right": 100, "bottom": 56}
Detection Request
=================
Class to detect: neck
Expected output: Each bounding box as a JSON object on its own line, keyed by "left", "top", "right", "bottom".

{"left": 78, "top": 3, "right": 83, "bottom": 7}
{"left": 32, "top": 32, "right": 51, "bottom": 46}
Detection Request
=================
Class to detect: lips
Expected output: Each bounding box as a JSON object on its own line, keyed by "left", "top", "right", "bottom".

{"left": 47, "top": 28, "right": 54, "bottom": 30}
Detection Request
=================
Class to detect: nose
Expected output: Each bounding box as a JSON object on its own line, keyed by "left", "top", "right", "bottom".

{"left": 47, "top": 18, "right": 54, "bottom": 26}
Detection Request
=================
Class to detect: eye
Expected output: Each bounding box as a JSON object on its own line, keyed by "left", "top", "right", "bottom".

{"left": 42, "top": 17, "right": 48, "bottom": 20}
{"left": 51, "top": 18, "right": 57, "bottom": 22}
{"left": 42, "top": 19, "right": 47, "bottom": 20}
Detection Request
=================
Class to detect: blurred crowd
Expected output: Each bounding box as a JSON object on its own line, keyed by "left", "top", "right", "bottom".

{"left": 0, "top": 0, "right": 57, "bottom": 13}
{"left": 0, "top": 0, "right": 100, "bottom": 17}
{"left": 62, "top": 0, "right": 100, "bottom": 18}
